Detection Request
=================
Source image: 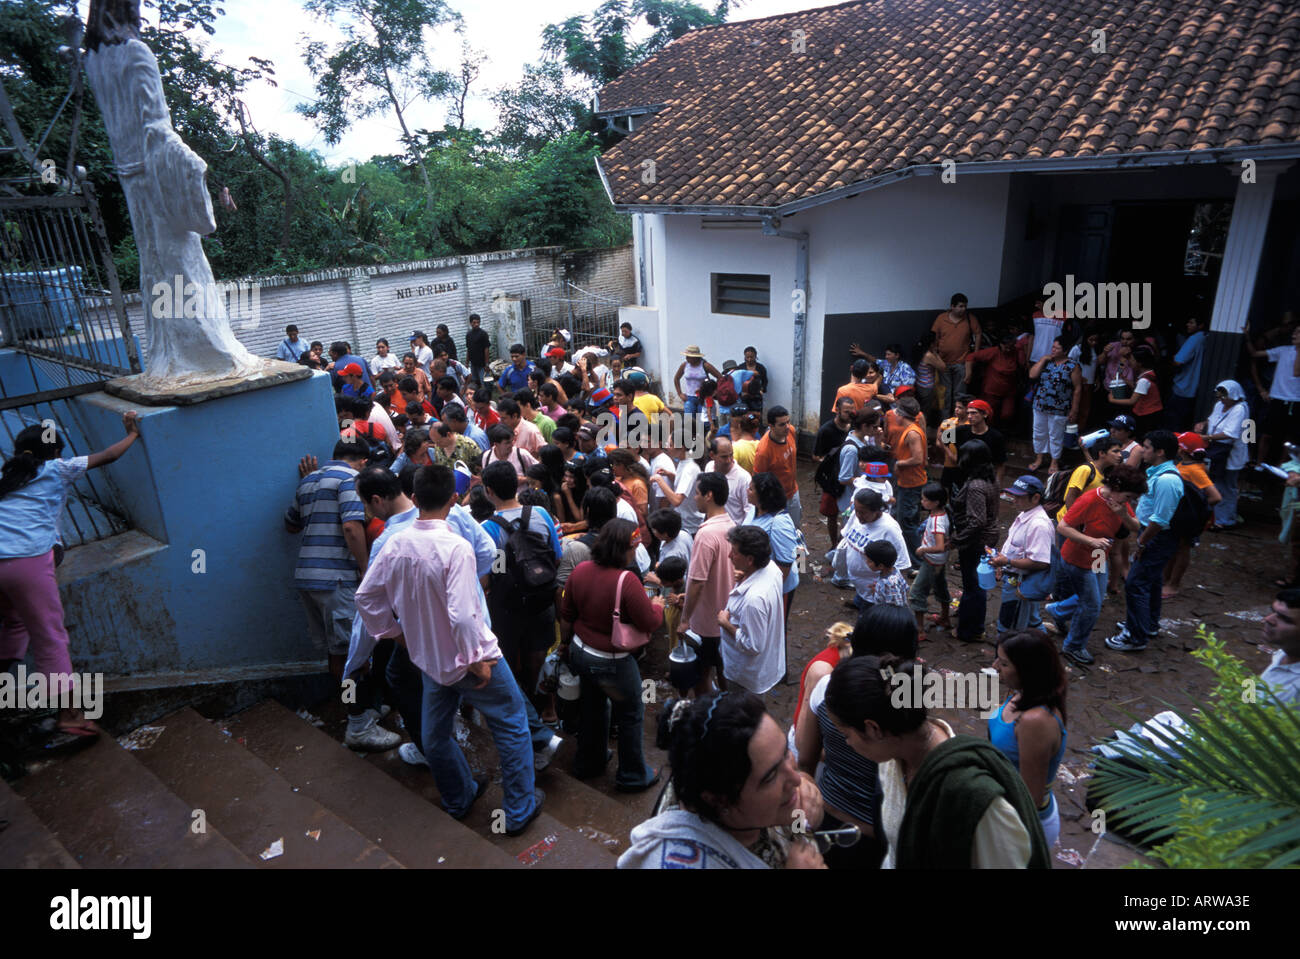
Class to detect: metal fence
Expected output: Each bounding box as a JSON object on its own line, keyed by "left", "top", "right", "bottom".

{"left": 0, "top": 189, "right": 139, "bottom": 547}
{"left": 518, "top": 280, "right": 627, "bottom": 358}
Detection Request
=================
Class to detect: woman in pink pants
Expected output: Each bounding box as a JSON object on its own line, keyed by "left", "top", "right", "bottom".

{"left": 0, "top": 411, "right": 141, "bottom": 737}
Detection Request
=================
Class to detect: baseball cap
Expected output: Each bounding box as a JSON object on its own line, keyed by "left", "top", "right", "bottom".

{"left": 577, "top": 422, "right": 600, "bottom": 439}
{"left": 625, "top": 370, "right": 649, "bottom": 388}
{"left": 967, "top": 399, "right": 993, "bottom": 417}
{"left": 588, "top": 387, "right": 612, "bottom": 409}
{"left": 894, "top": 383, "right": 914, "bottom": 396}
{"left": 340, "top": 362, "right": 364, "bottom": 377}
{"left": 1176, "top": 431, "right": 1207, "bottom": 453}
{"left": 1106, "top": 414, "right": 1137, "bottom": 432}
{"left": 1003, "top": 475, "right": 1045, "bottom": 497}
{"left": 409, "top": 330, "right": 426, "bottom": 342}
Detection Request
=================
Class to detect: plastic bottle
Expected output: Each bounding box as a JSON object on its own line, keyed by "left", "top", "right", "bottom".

{"left": 1080, "top": 428, "right": 1110, "bottom": 449}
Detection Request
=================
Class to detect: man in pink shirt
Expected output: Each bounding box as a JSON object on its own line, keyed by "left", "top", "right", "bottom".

{"left": 990, "top": 474, "right": 1056, "bottom": 634}
{"left": 497, "top": 396, "right": 543, "bottom": 456}
{"left": 679, "top": 472, "right": 736, "bottom": 695}
{"left": 356, "top": 465, "right": 543, "bottom": 836}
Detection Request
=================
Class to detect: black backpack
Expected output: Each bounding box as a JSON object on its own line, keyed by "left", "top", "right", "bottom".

{"left": 815, "top": 443, "right": 848, "bottom": 497}
{"left": 486, "top": 505, "right": 558, "bottom": 610}
{"left": 1042, "top": 465, "right": 1093, "bottom": 517}
{"left": 1168, "top": 478, "right": 1210, "bottom": 541}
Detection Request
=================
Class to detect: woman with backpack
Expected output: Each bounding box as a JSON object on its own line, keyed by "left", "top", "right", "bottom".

{"left": 0, "top": 411, "right": 142, "bottom": 739}
{"left": 558, "top": 520, "right": 665, "bottom": 791}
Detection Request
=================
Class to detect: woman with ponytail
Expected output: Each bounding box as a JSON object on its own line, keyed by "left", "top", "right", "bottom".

{"left": 0, "top": 410, "right": 141, "bottom": 737}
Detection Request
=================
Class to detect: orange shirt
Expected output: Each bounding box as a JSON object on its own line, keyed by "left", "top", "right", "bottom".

{"left": 885, "top": 408, "right": 927, "bottom": 445}
{"left": 754, "top": 432, "right": 799, "bottom": 499}
{"left": 891, "top": 420, "right": 928, "bottom": 489}
{"left": 932, "top": 311, "right": 982, "bottom": 366}
{"left": 835, "top": 381, "right": 877, "bottom": 412}
{"left": 1178, "top": 462, "right": 1214, "bottom": 491}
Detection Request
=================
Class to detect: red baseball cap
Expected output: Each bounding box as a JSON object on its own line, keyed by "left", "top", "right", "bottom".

{"left": 968, "top": 399, "right": 993, "bottom": 417}
{"left": 1176, "top": 431, "right": 1207, "bottom": 453}
{"left": 340, "top": 363, "right": 364, "bottom": 377}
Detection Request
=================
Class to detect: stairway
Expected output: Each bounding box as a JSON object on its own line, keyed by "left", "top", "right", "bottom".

{"left": 0, "top": 696, "right": 665, "bottom": 869}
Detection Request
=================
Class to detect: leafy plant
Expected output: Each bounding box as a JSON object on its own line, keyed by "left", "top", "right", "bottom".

{"left": 1089, "top": 625, "right": 1300, "bottom": 867}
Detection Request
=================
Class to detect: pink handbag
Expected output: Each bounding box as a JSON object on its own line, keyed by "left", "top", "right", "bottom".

{"left": 610, "top": 570, "right": 653, "bottom": 652}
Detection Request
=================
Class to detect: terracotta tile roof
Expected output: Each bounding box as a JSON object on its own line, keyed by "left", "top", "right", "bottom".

{"left": 596, "top": 0, "right": 1300, "bottom": 210}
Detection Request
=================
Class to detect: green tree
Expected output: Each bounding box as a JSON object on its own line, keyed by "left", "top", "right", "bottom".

{"left": 492, "top": 61, "right": 589, "bottom": 156}
{"left": 541, "top": 0, "right": 736, "bottom": 86}
{"left": 502, "top": 131, "right": 630, "bottom": 250}
{"left": 298, "top": 0, "right": 461, "bottom": 244}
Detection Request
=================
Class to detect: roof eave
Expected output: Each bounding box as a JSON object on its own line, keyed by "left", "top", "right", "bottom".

{"left": 604, "top": 142, "right": 1300, "bottom": 216}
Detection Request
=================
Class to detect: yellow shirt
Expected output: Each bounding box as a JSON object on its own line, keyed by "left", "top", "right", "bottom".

{"left": 1056, "top": 463, "right": 1102, "bottom": 522}
{"left": 733, "top": 439, "right": 758, "bottom": 474}
{"left": 633, "top": 393, "right": 665, "bottom": 425}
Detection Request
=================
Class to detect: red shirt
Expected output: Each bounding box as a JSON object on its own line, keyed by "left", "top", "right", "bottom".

{"left": 1060, "top": 488, "right": 1134, "bottom": 569}
{"left": 473, "top": 406, "right": 500, "bottom": 431}
{"left": 558, "top": 561, "right": 663, "bottom": 653}
{"left": 794, "top": 646, "right": 841, "bottom": 728}
{"left": 968, "top": 345, "right": 1021, "bottom": 397}
{"left": 365, "top": 516, "right": 386, "bottom": 550}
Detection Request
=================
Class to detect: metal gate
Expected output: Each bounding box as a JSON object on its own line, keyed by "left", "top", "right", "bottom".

{"left": 518, "top": 281, "right": 627, "bottom": 358}
{"left": 0, "top": 188, "right": 141, "bottom": 547}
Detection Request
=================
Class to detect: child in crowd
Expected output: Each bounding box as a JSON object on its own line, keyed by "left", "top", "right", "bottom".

{"left": 648, "top": 508, "right": 693, "bottom": 569}
{"left": 910, "top": 482, "right": 952, "bottom": 634}
{"left": 866, "top": 540, "right": 910, "bottom": 610}
{"left": 849, "top": 447, "right": 895, "bottom": 510}
{"left": 1164, "top": 432, "right": 1222, "bottom": 599}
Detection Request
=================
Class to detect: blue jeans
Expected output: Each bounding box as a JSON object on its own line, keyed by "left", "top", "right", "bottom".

{"left": 421, "top": 661, "right": 537, "bottom": 828}
{"left": 1213, "top": 469, "right": 1240, "bottom": 526}
{"left": 895, "top": 486, "right": 923, "bottom": 565}
{"left": 996, "top": 567, "right": 1052, "bottom": 633}
{"left": 683, "top": 394, "right": 701, "bottom": 418}
{"left": 1058, "top": 562, "right": 1106, "bottom": 653}
{"left": 569, "top": 644, "right": 655, "bottom": 788}
{"left": 1123, "top": 528, "right": 1179, "bottom": 645}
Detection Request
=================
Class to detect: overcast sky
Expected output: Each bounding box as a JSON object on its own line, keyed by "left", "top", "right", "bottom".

{"left": 78, "top": 0, "right": 833, "bottom": 165}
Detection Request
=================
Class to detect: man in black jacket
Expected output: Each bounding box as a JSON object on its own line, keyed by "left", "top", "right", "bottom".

{"left": 465, "top": 313, "right": 491, "bottom": 389}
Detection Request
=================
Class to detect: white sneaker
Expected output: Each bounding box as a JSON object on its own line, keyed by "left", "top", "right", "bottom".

{"left": 398, "top": 741, "right": 428, "bottom": 766}
{"left": 364, "top": 705, "right": 392, "bottom": 723}
{"left": 345, "top": 718, "right": 402, "bottom": 751}
{"left": 534, "top": 734, "right": 562, "bottom": 772}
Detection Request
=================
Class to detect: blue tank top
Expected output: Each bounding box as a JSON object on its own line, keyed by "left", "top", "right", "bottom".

{"left": 987, "top": 695, "right": 1067, "bottom": 794}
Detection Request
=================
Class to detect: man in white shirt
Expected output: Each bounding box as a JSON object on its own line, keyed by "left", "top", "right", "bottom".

{"left": 1249, "top": 325, "right": 1300, "bottom": 465}
{"left": 718, "top": 525, "right": 786, "bottom": 696}
{"left": 836, "top": 487, "right": 911, "bottom": 611}
{"left": 1261, "top": 588, "right": 1300, "bottom": 707}
{"left": 703, "top": 436, "right": 752, "bottom": 524}
{"left": 355, "top": 464, "right": 543, "bottom": 836}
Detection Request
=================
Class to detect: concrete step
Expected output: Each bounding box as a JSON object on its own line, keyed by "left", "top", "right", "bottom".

{"left": 548, "top": 696, "right": 670, "bottom": 821}
{"left": 0, "top": 777, "right": 80, "bottom": 868}
{"left": 363, "top": 722, "right": 626, "bottom": 865}
{"left": 225, "top": 700, "right": 517, "bottom": 869}
{"left": 13, "top": 737, "right": 251, "bottom": 868}
{"left": 131, "top": 707, "right": 400, "bottom": 869}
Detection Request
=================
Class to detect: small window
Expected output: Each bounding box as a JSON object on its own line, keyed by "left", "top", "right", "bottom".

{"left": 711, "top": 273, "right": 770, "bottom": 317}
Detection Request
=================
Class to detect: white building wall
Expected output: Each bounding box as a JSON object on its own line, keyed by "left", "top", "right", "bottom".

{"left": 641, "top": 174, "right": 1013, "bottom": 433}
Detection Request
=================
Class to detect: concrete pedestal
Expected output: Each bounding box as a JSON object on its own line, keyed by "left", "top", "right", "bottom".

{"left": 56, "top": 369, "right": 340, "bottom": 686}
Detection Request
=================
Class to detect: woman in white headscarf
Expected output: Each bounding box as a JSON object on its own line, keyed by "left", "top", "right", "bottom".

{"left": 1195, "top": 380, "right": 1249, "bottom": 531}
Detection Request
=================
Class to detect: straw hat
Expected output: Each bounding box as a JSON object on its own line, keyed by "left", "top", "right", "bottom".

{"left": 682, "top": 345, "right": 704, "bottom": 359}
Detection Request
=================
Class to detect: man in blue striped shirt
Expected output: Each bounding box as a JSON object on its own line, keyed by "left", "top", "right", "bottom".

{"left": 286, "top": 440, "right": 400, "bottom": 751}
{"left": 1106, "top": 430, "right": 1184, "bottom": 653}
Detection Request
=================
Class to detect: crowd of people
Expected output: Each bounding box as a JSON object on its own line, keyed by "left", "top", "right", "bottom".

{"left": 1, "top": 294, "right": 1294, "bottom": 870}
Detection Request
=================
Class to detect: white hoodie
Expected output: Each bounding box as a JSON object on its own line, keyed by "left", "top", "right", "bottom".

{"left": 617, "top": 809, "right": 769, "bottom": 869}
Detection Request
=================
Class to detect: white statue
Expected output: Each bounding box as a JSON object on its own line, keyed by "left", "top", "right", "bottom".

{"left": 83, "top": 1, "right": 262, "bottom": 387}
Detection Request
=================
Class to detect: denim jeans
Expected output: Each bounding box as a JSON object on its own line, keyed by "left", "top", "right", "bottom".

{"left": 683, "top": 394, "right": 701, "bottom": 418}
{"left": 396, "top": 638, "right": 552, "bottom": 754}
{"left": 909, "top": 560, "right": 951, "bottom": 614}
{"left": 787, "top": 490, "right": 803, "bottom": 531}
{"left": 1213, "top": 469, "right": 1240, "bottom": 526}
{"left": 569, "top": 644, "right": 656, "bottom": 789}
{"left": 957, "top": 544, "right": 988, "bottom": 641}
{"left": 1058, "top": 561, "right": 1106, "bottom": 652}
{"left": 895, "top": 485, "right": 923, "bottom": 565}
{"left": 1123, "top": 528, "right": 1179, "bottom": 645}
{"left": 421, "top": 661, "right": 537, "bottom": 828}
{"left": 996, "top": 567, "right": 1053, "bottom": 633}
